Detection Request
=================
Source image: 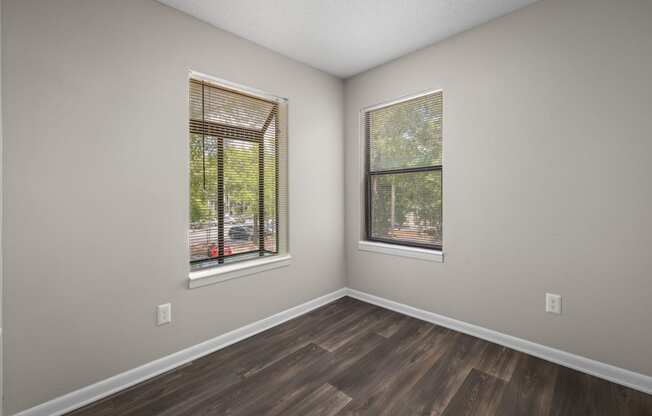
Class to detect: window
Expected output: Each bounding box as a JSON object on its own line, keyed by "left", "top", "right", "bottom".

{"left": 189, "top": 77, "right": 288, "bottom": 271}
{"left": 365, "top": 91, "right": 443, "bottom": 251}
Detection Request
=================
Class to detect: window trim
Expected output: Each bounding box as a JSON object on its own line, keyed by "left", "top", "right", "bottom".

{"left": 361, "top": 88, "right": 444, "bottom": 253}
{"left": 358, "top": 241, "right": 443, "bottom": 263}
{"left": 188, "top": 70, "right": 290, "bottom": 283}
{"left": 189, "top": 254, "right": 292, "bottom": 289}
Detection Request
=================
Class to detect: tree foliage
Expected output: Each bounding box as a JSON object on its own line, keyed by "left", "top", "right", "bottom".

{"left": 189, "top": 134, "right": 277, "bottom": 227}
{"left": 369, "top": 100, "right": 442, "bottom": 244}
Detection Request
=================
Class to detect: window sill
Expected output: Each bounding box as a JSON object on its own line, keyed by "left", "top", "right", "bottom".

{"left": 358, "top": 241, "right": 444, "bottom": 263}
{"left": 188, "top": 254, "right": 292, "bottom": 289}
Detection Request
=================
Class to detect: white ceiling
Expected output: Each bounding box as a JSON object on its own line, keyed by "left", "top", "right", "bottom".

{"left": 159, "top": 0, "right": 538, "bottom": 78}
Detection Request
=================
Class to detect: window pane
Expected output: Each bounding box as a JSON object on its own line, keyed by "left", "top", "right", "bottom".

{"left": 189, "top": 78, "right": 286, "bottom": 270}
{"left": 224, "top": 139, "right": 260, "bottom": 255}
{"left": 189, "top": 134, "right": 219, "bottom": 263}
{"left": 370, "top": 170, "right": 442, "bottom": 247}
{"left": 368, "top": 93, "right": 442, "bottom": 172}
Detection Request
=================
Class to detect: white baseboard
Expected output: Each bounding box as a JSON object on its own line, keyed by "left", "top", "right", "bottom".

{"left": 13, "top": 288, "right": 348, "bottom": 416}
{"left": 14, "top": 286, "right": 652, "bottom": 415}
{"left": 345, "top": 288, "right": 652, "bottom": 396}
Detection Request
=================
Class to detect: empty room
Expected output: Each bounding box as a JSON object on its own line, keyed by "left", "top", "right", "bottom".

{"left": 2, "top": 0, "right": 652, "bottom": 415}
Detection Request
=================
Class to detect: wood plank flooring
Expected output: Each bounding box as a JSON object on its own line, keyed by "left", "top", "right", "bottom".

{"left": 67, "top": 297, "right": 652, "bottom": 416}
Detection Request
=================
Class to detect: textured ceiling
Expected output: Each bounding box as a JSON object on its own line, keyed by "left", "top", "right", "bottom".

{"left": 159, "top": 0, "right": 538, "bottom": 78}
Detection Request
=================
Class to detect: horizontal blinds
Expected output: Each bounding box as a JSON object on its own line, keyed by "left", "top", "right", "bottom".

{"left": 189, "top": 79, "right": 286, "bottom": 269}
{"left": 368, "top": 93, "right": 442, "bottom": 172}
{"left": 366, "top": 92, "right": 443, "bottom": 249}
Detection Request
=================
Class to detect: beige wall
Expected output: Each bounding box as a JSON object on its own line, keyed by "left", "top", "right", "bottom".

{"left": 4, "top": 0, "right": 652, "bottom": 413}
{"left": 345, "top": 0, "right": 652, "bottom": 380}
{"left": 2, "top": 0, "right": 344, "bottom": 413}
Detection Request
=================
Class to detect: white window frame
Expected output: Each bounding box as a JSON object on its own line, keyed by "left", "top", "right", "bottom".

{"left": 358, "top": 89, "right": 444, "bottom": 263}
{"left": 187, "top": 70, "right": 291, "bottom": 288}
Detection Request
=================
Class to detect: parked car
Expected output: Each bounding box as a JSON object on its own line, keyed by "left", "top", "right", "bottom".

{"left": 190, "top": 222, "right": 204, "bottom": 230}
{"left": 206, "top": 215, "right": 236, "bottom": 227}
{"left": 229, "top": 224, "right": 253, "bottom": 241}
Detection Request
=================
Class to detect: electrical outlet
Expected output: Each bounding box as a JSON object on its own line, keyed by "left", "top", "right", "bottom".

{"left": 157, "top": 303, "right": 172, "bottom": 326}
{"left": 545, "top": 293, "right": 562, "bottom": 315}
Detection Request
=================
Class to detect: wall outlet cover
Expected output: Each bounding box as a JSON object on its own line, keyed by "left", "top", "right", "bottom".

{"left": 157, "top": 303, "right": 172, "bottom": 326}
{"left": 545, "top": 293, "right": 562, "bottom": 315}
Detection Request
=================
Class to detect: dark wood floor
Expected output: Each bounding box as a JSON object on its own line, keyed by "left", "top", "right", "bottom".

{"left": 68, "top": 297, "right": 652, "bottom": 416}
